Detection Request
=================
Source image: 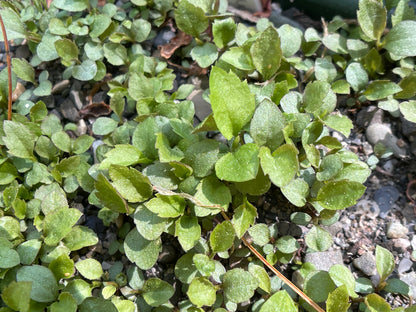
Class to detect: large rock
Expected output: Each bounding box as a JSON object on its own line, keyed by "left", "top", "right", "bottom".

{"left": 304, "top": 250, "right": 344, "bottom": 271}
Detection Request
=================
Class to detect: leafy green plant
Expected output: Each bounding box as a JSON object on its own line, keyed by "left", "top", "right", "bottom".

{"left": 0, "top": 0, "right": 414, "bottom": 311}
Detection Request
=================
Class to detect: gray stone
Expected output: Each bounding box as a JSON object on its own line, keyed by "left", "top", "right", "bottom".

{"left": 401, "top": 116, "right": 416, "bottom": 138}
{"left": 15, "top": 45, "right": 30, "bottom": 59}
{"left": 92, "top": 91, "right": 108, "bottom": 104}
{"left": 387, "top": 221, "right": 409, "bottom": 239}
{"left": 393, "top": 238, "right": 411, "bottom": 252}
{"left": 75, "top": 119, "right": 88, "bottom": 136}
{"left": 70, "top": 90, "right": 84, "bottom": 110}
{"left": 355, "top": 199, "right": 380, "bottom": 219}
{"left": 39, "top": 95, "right": 55, "bottom": 109}
{"left": 362, "top": 141, "right": 374, "bottom": 155}
{"left": 398, "top": 258, "right": 413, "bottom": 274}
{"left": 153, "top": 27, "right": 176, "bottom": 47}
{"left": 304, "top": 250, "right": 344, "bottom": 271}
{"left": 353, "top": 252, "right": 377, "bottom": 276}
{"left": 366, "top": 123, "right": 407, "bottom": 158}
{"left": 356, "top": 106, "right": 378, "bottom": 128}
{"left": 188, "top": 89, "right": 211, "bottom": 124}
{"left": 374, "top": 186, "right": 400, "bottom": 218}
{"left": 52, "top": 80, "right": 70, "bottom": 95}
{"left": 400, "top": 272, "right": 416, "bottom": 297}
{"left": 382, "top": 159, "right": 396, "bottom": 174}
{"left": 411, "top": 235, "right": 416, "bottom": 250}
{"left": 60, "top": 98, "right": 80, "bottom": 122}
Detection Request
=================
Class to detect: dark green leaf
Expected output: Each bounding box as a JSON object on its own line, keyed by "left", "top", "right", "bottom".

{"left": 175, "top": 0, "right": 209, "bottom": 37}
{"left": 304, "top": 271, "right": 336, "bottom": 302}
{"left": 364, "top": 80, "right": 402, "bottom": 100}
{"left": 16, "top": 265, "right": 58, "bottom": 302}
{"left": 124, "top": 229, "right": 161, "bottom": 270}
{"left": 95, "top": 173, "right": 127, "bottom": 213}
{"left": 210, "top": 220, "right": 235, "bottom": 253}
{"left": 317, "top": 181, "right": 366, "bottom": 210}
{"left": 209, "top": 66, "right": 255, "bottom": 139}
{"left": 357, "top": 0, "right": 387, "bottom": 41}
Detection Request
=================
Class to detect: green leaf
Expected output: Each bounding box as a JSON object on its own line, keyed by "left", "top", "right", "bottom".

{"left": 100, "top": 144, "right": 146, "bottom": 169}
{"left": 392, "top": 0, "right": 416, "bottom": 27}
{"left": 221, "top": 47, "right": 255, "bottom": 70}
{"left": 194, "top": 176, "right": 231, "bottom": 217}
{"left": 193, "top": 253, "right": 215, "bottom": 276}
{"left": 251, "top": 26, "right": 282, "bottom": 79}
{"left": 322, "top": 34, "right": 348, "bottom": 54}
{"left": 175, "top": 0, "right": 209, "bottom": 37}
{"left": 305, "top": 225, "right": 333, "bottom": 251}
{"left": 0, "top": 8, "right": 26, "bottom": 40}
{"left": 133, "top": 205, "right": 167, "bottom": 241}
{"left": 187, "top": 277, "right": 217, "bottom": 307}
{"left": 232, "top": 199, "right": 257, "bottom": 238}
{"left": 315, "top": 57, "right": 337, "bottom": 83}
{"left": 332, "top": 79, "right": 350, "bottom": 94}
{"left": 215, "top": 143, "right": 259, "bottom": 182}
{"left": 333, "top": 162, "right": 371, "bottom": 184}
{"left": 50, "top": 292, "right": 77, "bottom": 312}
{"left": 329, "top": 264, "right": 358, "bottom": 298}
{"left": 175, "top": 215, "right": 201, "bottom": 251}
{"left": 364, "top": 80, "right": 402, "bottom": 100}
{"left": 249, "top": 263, "right": 271, "bottom": 294}
{"left": 303, "top": 81, "right": 336, "bottom": 117}
{"left": 16, "top": 265, "right": 58, "bottom": 302}
{"left": 250, "top": 99, "right": 285, "bottom": 151}
{"left": 304, "top": 271, "right": 337, "bottom": 302}
{"left": 365, "top": 293, "right": 392, "bottom": 312}
{"left": 50, "top": 130, "right": 71, "bottom": 153}
{"left": 48, "top": 254, "right": 74, "bottom": 280}
{"left": 103, "top": 43, "right": 128, "bottom": 65}
{"left": 55, "top": 39, "right": 79, "bottom": 62}
{"left": 384, "top": 278, "right": 410, "bottom": 295}
{"left": 384, "top": 21, "right": 416, "bottom": 57}
{"left": 322, "top": 114, "right": 353, "bottom": 137}
{"left": 142, "top": 278, "right": 174, "bottom": 307}
{"left": 0, "top": 161, "right": 18, "bottom": 185}
{"left": 1, "top": 281, "right": 32, "bottom": 312}
{"left": 259, "top": 290, "right": 297, "bottom": 312}
{"left": 317, "top": 180, "right": 366, "bottom": 210}
{"left": 376, "top": 245, "right": 395, "bottom": 281}
{"left": 175, "top": 253, "right": 200, "bottom": 284}
{"left": 49, "top": 18, "right": 70, "bottom": 35}
{"left": 95, "top": 174, "right": 127, "bottom": 213}
{"left": 132, "top": 117, "right": 159, "bottom": 160}
{"left": 79, "top": 297, "right": 117, "bottom": 312}
{"left": 43, "top": 208, "right": 82, "bottom": 246}
{"left": 346, "top": 62, "right": 369, "bottom": 92}
{"left": 143, "top": 162, "right": 180, "bottom": 190}
{"left": 213, "top": 17, "right": 236, "bottom": 49}
{"left": 132, "top": 19, "right": 151, "bottom": 42}
{"left": 90, "top": 14, "right": 111, "bottom": 38}
{"left": 56, "top": 156, "right": 81, "bottom": 177}
{"left": 37, "top": 33, "right": 60, "bottom": 61}
{"left": 64, "top": 280, "right": 92, "bottom": 305}
{"left": 109, "top": 165, "right": 152, "bottom": 202}
{"left": 357, "top": 0, "right": 387, "bottom": 41}
{"left": 53, "top": 0, "right": 88, "bottom": 11}
{"left": 124, "top": 229, "right": 161, "bottom": 270}
{"left": 156, "top": 133, "right": 184, "bottom": 162}
{"left": 33, "top": 80, "right": 52, "bottom": 96}
{"left": 92, "top": 117, "right": 118, "bottom": 135}
{"left": 210, "top": 220, "right": 235, "bottom": 253}
{"left": 191, "top": 43, "right": 218, "bottom": 68}
{"left": 63, "top": 226, "right": 98, "bottom": 251}
{"left": 0, "top": 216, "right": 22, "bottom": 241}
{"left": 12, "top": 58, "right": 35, "bottom": 84}
{"left": 281, "top": 178, "right": 309, "bottom": 207}
{"left": 17, "top": 239, "right": 41, "bottom": 265}
{"left": 146, "top": 194, "right": 185, "bottom": 218}
{"left": 234, "top": 167, "right": 271, "bottom": 196}
{"left": 259, "top": 145, "right": 299, "bottom": 187}
{"left": 317, "top": 154, "right": 343, "bottom": 181}
{"left": 277, "top": 24, "right": 302, "bottom": 57}
{"left": 276, "top": 235, "right": 300, "bottom": 254}
{"left": 183, "top": 139, "right": 219, "bottom": 178}
{"left": 72, "top": 60, "right": 98, "bottom": 81}
{"left": 400, "top": 100, "right": 416, "bottom": 122}
{"left": 0, "top": 246, "right": 20, "bottom": 268}
{"left": 75, "top": 259, "right": 103, "bottom": 280}
{"left": 128, "top": 73, "right": 155, "bottom": 100}
{"left": 327, "top": 285, "right": 351, "bottom": 312}
{"left": 223, "top": 268, "right": 259, "bottom": 303}
{"left": 248, "top": 223, "right": 270, "bottom": 246}
{"left": 3, "top": 120, "right": 36, "bottom": 160}
{"left": 209, "top": 66, "right": 255, "bottom": 140}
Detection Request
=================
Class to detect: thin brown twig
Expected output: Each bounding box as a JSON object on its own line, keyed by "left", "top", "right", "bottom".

{"left": 0, "top": 11, "right": 12, "bottom": 120}
{"left": 152, "top": 185, "right": 326, "bottom": 312}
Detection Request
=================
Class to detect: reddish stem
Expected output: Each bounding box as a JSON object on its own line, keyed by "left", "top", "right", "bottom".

{"left": 0, "top": 11, "right": 12, "bottom": 120}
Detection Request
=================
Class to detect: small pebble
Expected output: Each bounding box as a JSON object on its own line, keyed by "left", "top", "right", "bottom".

{"left": 393, "top": 238, "right": 411, "bottom": 252}
{"left": 70, "top": 90, "right": 84, "bottom": 110}
{"left": 353, "top": 252, "right": 377, "bottom": 276}
{"left": 374, "top": 186, "right": 400, "bottom": 218}
{"left": 411, "top": 235, "right": 416, "bottom": 250}
{"left": 60, "top": 98, "right": 80, "bottom": 122}
{"left": 52, "top": 79, "right": 70, "bottom": 95}
{"left": 12, "top": 82, "right": 25, "bottom": 102}
{"left": 387, "top": 221, "right": 409, "bottom": 239}
{"left": 304, "top": 250, "right": 344, "bottom": 271}
{"left": 398, "top": 258, "right": 413, "bottom": 274}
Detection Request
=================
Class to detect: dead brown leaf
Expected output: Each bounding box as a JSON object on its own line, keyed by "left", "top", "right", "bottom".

{"left": 79, "top": 102, "right": 112, "bottom": 119}
{"left": 160, "top": 30, "right": 192, "bottom": 59}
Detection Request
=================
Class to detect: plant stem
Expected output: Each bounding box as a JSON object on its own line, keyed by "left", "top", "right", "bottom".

{"left": 0, "top": 11, "right": 12, "bottom": 120}
{"left": 153, "top": 185, "right": 326, "bottom": 312}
